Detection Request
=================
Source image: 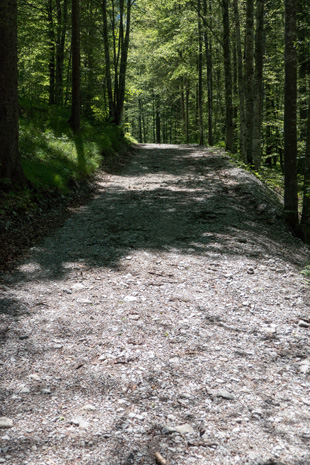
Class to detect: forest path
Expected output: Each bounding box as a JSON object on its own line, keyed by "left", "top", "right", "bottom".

{"left": 1, "top": 144, "right": 310, "bottom": 465}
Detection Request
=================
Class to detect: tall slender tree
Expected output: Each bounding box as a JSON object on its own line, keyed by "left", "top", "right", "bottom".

{"left": 222, "top": 0, "right": 233, "bottom": 152}
{"left": 284, "top": 0, "right": 299, "bottom": 227}
{"left": 69, "top": 0, "right": 81, "bottom": 132}
{"left": 245, "top": 0, "right": 254, "bottom": 164}
{"left": 252, "top": 0, "right": 265, "bottom": 170}
{"left": 0, "top": 0, "right": 25, "bottom": 185}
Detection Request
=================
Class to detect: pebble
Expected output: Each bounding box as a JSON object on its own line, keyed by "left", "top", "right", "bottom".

{"left": 82, "top": 404, "right": 96, "bottom": 411}
{"left": 174, "top": 424, "right": 194, "bottom": 434}
{"left": 70, "top": 417, "right": 90, "bottom": 429}
{"left": 0, "top": 418, "right": 13, "bottom": 429}
{"left": 216, "top": 389, "right": 235, "bottom": 401}
{"left": 298, "top": 320, "right": 309, "bottom": 328}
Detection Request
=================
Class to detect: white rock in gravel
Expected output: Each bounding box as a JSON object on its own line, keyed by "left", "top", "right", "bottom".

{"left": 72, "top": 283, "right": 85, "bottom": 291}
{"left": 216, "top": 389, "right": 235, "bottom": 400}
{"left": 299, "top": 360, "right": 310, "bottom": 374}
{"left": 174, "top": 424, "right": 194, "bottom": 434}
{"left": 298, "top": 320, "right": 310, "bottom": 328}
{"left": 0, "top": 418, "right": 13, "bottom": 429}
{"left": 28, "top": 374, "right": 41, "bottom": 382}
{"left": 82, "top": 404, "right": 96, "bottom": 411}
{"left": 70, "top": 417, "right": 89, "bottom": 429}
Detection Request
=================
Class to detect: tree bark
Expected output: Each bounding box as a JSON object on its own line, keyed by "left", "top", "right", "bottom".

{"left": 252, "top": 0, "right": 265, "bottom": 170}
{"left": 233, "top": 0, "right": 246, "bottom": 161}
{"left": 55, "top": 0, "right": 68, "bottom": 105}
{"left": 284, "top": 0, "right": 299, "bottom": 227}
{"left": 203, "top": 0, "right": 213, "bottom": 146}
{"left": 198, "top": 0, "right": 204, "bottom": 145}
{"left": 102, "top": 0, "right": 114, "bottom": 120}
{"left": 301, "top": 83, "right": 310, "bottom": 240}
{"left": 69, "top": 0, "right": 81, "bottom": 132}
{"left": 222, "top": 0, "right": 233, "bottom": 152}
{"left": 47, "top": 0, "right": 56, "bottom": 105}
{"left": 0, "top": 0, "right": 25, "bottom": 186}
{"left": 245, "top": 0, "right": 254, "bottom": 164}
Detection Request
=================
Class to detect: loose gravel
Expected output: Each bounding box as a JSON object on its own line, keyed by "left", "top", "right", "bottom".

{"left": 1, "top": 144, "right": 310, "bottom": 465}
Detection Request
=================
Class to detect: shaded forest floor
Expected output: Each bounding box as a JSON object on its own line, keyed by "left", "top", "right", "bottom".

{"left": 1, "top": 144, "right": 310, "bottom": 465}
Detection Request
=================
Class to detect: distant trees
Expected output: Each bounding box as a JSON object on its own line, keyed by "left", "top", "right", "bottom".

{"left": 1, "top": 0, "right": 310, "bottom": 241}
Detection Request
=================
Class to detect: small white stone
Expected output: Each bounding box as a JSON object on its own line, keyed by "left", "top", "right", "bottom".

{"left": 0, "top": 418, "right": 13, "bottom": 429}
{"left": 174, "top": 424, "right": 194, "bottom": 434}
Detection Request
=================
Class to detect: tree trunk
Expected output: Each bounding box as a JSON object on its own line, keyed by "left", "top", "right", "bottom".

{"left": 156, "top": 95, "right": 161, "bottom": 144}
{"left": 283, "top": 0, "right": 299, "bottom": 227}
{"left": 47, "top": 0, "right": 56, "bottom": 105}
{"left": 222, "top": 0, "right": 233, "bottom": 152}
{"left": 233, "top": 0, "right": 246, "bottom": 161}
{"left": 252, "top": 0, "right": 265, "bottom": 170}
{"left": 114, "top": 0, "right": 132, "bottom": 125}
{"left": 69, "top": 0, "right": 81, "bottom": 132}
{"left": 55, "top": 0, "right": 68, "bottom": 105}
{"left": 198, "top": 0, "right": 204, "bottom": 146}
{"left": 203, "top": 0, "right": 213, "bottom": 146}
{"left": 102, "top": 0, "right": 114, "bottom": 120}
{"left": 245, "top": 0, "right": 254, "bottom": 164}
{"left": 0, "top": 0, "right": 25, "bottom": 186}
{"left": 301, "top": 83, "right": 310, "bottom": 240}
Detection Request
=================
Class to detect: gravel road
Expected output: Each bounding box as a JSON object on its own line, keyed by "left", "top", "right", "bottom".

{"left": 1, "top": 144, "right": 310, "bottom": 465}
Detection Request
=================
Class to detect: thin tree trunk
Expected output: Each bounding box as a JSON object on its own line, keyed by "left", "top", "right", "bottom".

{"left": 203, "top": 0, "right": 213, "bottom": 146}
{"left": 198, "top": 0, "right": 204, "bottom": 145}
{"left": 233, "top": 0, "right": 246, "bottom": 161}
{"left": 69, "top": 0, "right": 81, "bottom": 132}
{"left": 47, "top": 0, "right": 55, "bottom": 105}
{"left": 301, "top": 82, "right": 310, "bottom": 240}
{"left": 156, "top": 94, "right": 161, "bottom": 144}
{"left": 102, "top": 0, "right": 114, "bottom": 120}
{"left": 222, "top": 0, "right": 233, "bottom": 152}
{"left": 245, "top": 0, "right": 254, "bottom": 164}
{"left": 0, "top": 0, "right": 25, "bottom": 185}
{"left": 284, "top": 0, "right": 299, "bottom": 227}
{"left": 114, "top": 0, "right": 132, "bottom": 125}
{"left": 252, "top": 0, "right": 265, "bottom": 170}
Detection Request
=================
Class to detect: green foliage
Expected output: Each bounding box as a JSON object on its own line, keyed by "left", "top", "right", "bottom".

{"left": 19, "top": 102, "right": 130, "bottom": 194}
{"left": 300, "top": 264, "right": 310, "bottom": 278}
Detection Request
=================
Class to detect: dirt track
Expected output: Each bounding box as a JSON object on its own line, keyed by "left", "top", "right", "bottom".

{"left": 1, "top": 144, "right": 310, "bottom": 465}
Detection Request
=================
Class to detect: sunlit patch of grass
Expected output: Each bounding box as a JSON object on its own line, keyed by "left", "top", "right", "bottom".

{"left": 18, "top": 103, "right": 133, "bottom": 195}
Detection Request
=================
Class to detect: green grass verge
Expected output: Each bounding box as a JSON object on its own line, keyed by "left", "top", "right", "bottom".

{"left": 0, "top": 102, "right": 135, "bottom": 220}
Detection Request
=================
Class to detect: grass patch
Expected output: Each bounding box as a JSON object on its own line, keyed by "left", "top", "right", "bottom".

{"left": 0, "top": 102, "right": 135, "bottom": 223}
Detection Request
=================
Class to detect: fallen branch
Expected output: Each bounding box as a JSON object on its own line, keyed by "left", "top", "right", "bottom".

{"left": 188, "top": 441, "right": 218, "bottom": 448}
{"left": 155, "top": 452, "right": 167, "bottom": 465}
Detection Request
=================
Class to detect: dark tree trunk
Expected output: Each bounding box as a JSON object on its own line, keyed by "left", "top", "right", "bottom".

{"left": 0, "top": 0, "right": 25, "bottom": 186}
{"left": 102, "top": 0, "right": 114, "bottom": 120}
{"left": 198, "top": 0, "right": 204, "bottom": 146}
{"left": 114, "top": 0, "right": 132, "bottom": 125}
{"left": 55, "top": 0, "right": 68, "bottom": 105}
{"left": 48, "top": 0, "right": 56, "bottom": 105}
{"left": 233, "top": 0, "right": 246, "bottom": 161}
{"left": 245, "top": 0, "right": 254, "bottom": 164}
{"left": 301, "top": 84, "right": 310, "bottom": 240}
{"left": 156, "top": 95, "right": 161, "bottom": 144}
{"left": 222, "top": 0, "right": 233, "bottom": 152}
{"left": 203, "top": 0, "right": 213, "bottom": 146}
{"left": 252, "top": 0, "right": 265, "bottom": 170}
{"left": 69, "top": 0, "right": 81, "bottom": 132}
{"left": 284, "top": 0, "right": 299, "bottom": 227}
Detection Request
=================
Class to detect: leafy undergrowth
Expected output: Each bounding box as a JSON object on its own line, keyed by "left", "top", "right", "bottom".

{"left": 230, "top": 153, "right": 305, "bottom": 207}
{"left": 0, "top": 102, "right": 136, "bottom": 271}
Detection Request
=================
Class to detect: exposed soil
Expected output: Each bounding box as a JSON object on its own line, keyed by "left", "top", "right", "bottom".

{"left": 1, "top": 144, "right": 310, "bottom": 465}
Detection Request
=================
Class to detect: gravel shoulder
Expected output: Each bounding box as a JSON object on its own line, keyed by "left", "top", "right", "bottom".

{"left": 1, "top": 144, "right": 310, "bottom": 465}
